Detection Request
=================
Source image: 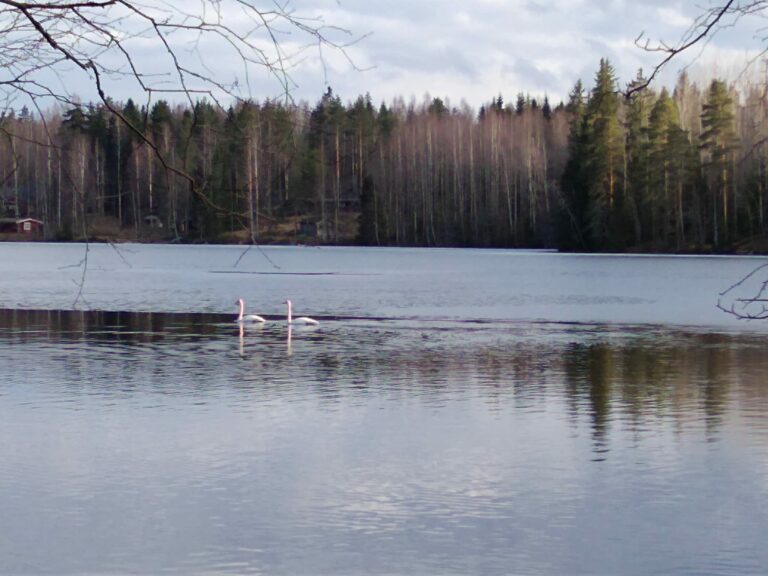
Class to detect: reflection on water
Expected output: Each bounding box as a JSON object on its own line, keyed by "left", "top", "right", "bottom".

{"left": 1, "top": 309, "right": 768, "bottom": 575}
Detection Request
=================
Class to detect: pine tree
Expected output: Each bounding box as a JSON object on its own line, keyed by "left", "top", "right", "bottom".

{"left": 585, "top": 58, "right": 623, "bottom": 248}
{"left": 700, "top": 79, "right": 736, "bottom": 246}
{"left": 666, "top": 121, "right": 698, "bottom": 248}
{"left": 647, "top": 88, "right": 679, "bottom": 245}
{"left": 624, "top": 70, "right": 653, "bottom": 245}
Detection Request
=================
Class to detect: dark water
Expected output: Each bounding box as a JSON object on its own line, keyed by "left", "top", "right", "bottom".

{"left": 1, "top": 245, "right": 768, "bottom": 574}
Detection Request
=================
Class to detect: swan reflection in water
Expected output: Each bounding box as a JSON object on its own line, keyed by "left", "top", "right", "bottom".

{"left": 237, "top": 313, "right": 318, "bottom": 358}
{"left": 287, "top": 325, "right": 292, "bottom": 357}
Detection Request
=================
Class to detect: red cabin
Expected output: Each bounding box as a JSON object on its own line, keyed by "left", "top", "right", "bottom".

{"left": 16, "top": 218, "right": 43, "bottom": 234}
{"left": 0, "top": 217, "right": 44, "bottom": 238}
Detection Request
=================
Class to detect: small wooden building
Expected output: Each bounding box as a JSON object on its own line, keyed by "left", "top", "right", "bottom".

{"left": 0, "top": 217, "right": 44, "bottom": 238}
{"left": 16, "top": 218, "right": 44, "bottom": 234}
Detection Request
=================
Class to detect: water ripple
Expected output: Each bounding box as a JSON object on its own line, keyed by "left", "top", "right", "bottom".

{"left": 1, "top": 309, "right": 768, "bottom": 574}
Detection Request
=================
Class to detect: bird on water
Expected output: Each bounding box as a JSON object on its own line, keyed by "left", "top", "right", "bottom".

{"left": 235, "top": 298, "right": 266, "bottom": 323}
{"left": 285, "top": 299, "right": 319, "bottom": 325}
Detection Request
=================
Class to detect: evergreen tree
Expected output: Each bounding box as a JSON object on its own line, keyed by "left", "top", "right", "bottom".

{"left": 358, "top": 175, "right": 380, "bottom": 244}
{"left": 306, "top": 87, "right": 347, "bottom": 241}
{"left": 647, "top": 89, "right": 679, "bottom": 245}
{"left": 515, "top": 92, "right": 526, "bottom": 116}
{"left": 625, "top": 70, "right": 653, "bottom": 245}
{"left": 565, "top": 80, "right": 585, "bottom": 116}
{"left": 188, "top": 99, "right": 224, "bottom": 239}
{"left": 700, "top": 79, "right": 736, "bottom": 246}
{"left": 542, "top": 95, "right": 552, "bottom": 121}
{"left": 666, "top": 120, "right": 698, "bottom": 248}
{"left": 560, "top": 79, "right": 590, "bottom": 249}
{"left": 585, "top": 58, "right": 623, "bottom": 248}
{"left": 377, "top": 103, "right": 396, "bottom": 137}
{"left": 347, "top": 94, "right": 378, "bottom": 242}
{"left": 428, "top": 97, "right": 448, "bottom": 117}
{"left": 9, "top": 62, "right": 767, "bottom": 252}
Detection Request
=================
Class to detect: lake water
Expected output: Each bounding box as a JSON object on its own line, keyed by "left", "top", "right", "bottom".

{"left": 1, "top": 243, "right": 768, "bottom": 574}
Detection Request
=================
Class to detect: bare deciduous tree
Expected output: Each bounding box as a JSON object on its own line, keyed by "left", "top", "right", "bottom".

{"left": 0, "top": 0, "right": 358, "bottom": 198}
{"left": 0, "top": 0, "right": 356, "bottom": 108}
{"left": 0, "top": 1, "right": 358, "bottom": 304}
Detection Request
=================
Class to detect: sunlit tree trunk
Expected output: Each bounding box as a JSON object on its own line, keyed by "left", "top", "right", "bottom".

{"left": 335, "top": 126, "right": 340, "bottom": 243}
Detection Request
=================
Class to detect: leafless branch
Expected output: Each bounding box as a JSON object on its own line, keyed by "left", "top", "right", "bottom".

{"left": 628, "top": 0, "right": 739, "bottom": 97}
{"left": 0, "top": 0, "right": 360, "bottom": 194}
{"left": 0, "top": 0, "right": 361, "bottom": 283}
{"left": 717, "top": 261, "right": 768, "bottom": 319}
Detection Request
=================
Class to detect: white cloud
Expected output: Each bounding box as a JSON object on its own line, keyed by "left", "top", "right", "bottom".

{"left": 282, "top": 0, "right": 731, "bottom": 106}
{"left": 657, "top": 7, "right": 693, "bottom": 28}
{"left": 6, "top": 0, "right": 762, "bottom": 110}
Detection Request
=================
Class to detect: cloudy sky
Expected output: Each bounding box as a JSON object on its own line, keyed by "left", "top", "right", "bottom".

{"left": 284, "top": 0, "right": 761, "bottom": 107}
{"left": 11, "top": 0, "right": 763, "bottom": 111}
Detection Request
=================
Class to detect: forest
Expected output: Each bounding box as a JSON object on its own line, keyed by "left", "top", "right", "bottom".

{"left": 0, "top": 58, "right": 766, "bottom": 252}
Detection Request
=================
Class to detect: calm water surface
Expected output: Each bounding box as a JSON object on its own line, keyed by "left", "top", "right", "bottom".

{"left": 1, "top": 243, "right": 768, "bottom": 575}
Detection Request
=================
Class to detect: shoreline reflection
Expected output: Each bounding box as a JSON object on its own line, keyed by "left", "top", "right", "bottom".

{"left": 2, "top": 308, "right": 768, "bottom": 575}
{"left": 1, "top": 308, "right": 767, "bottom": 447}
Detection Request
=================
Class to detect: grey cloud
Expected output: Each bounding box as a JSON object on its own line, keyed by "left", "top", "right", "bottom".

{"left": 364, "top": 33, "right": 480, "bottom": 78}
{"left": 525, "top": 1, "right": 551, "bottom": 14}
{"left": 47, "top": 0, "right": 755, "bottom": 109}
{"left": 503, "top": 59, "right": 559, "bottom": 93}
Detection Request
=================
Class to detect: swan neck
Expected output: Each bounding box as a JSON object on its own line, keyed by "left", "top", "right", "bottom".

{"left": 237, "top": 299, "right": 244, "bottom": 321}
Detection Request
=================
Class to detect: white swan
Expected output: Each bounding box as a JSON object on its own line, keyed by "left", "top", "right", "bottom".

{"left": 286, "top": 299, "right": 319, "bottom": 325}
{"left": 235, "top": 298, "right": 266, "bottom": 323}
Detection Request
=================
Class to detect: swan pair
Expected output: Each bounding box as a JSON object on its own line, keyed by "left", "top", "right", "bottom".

{"left": 235, "top": 298, "right": 319, "bottom": 326}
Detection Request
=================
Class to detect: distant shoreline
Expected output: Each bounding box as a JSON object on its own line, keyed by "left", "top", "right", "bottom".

{"left": 3, "top": 235, "right": 768, "bottom": 257}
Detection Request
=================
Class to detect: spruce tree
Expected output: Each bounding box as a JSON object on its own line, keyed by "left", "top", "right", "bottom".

{"left": 560, "top": 79, "right": 589, "bottom": 249}
{"left": 542, "top": 95, "right": 552, "bottom": 121}
{"left": 515, "top": 92, "right": 526, "bottom": 116}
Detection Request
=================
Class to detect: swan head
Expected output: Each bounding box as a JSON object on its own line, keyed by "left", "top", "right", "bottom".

{"left": 235, "top": 298, "right": 244, "bottom": 306}
{"left": 285, "top": 299, "right": 292, "bottom": 306}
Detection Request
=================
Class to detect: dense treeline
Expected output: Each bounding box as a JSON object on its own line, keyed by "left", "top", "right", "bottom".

{"left": 0, "top": 90, "right": 567, "bottom": 246}
{"left": 561, "top": 59, "right": 766, "bottom": 251}
{"left": 1, "top": 59, "right": 768, "bottom": 251}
